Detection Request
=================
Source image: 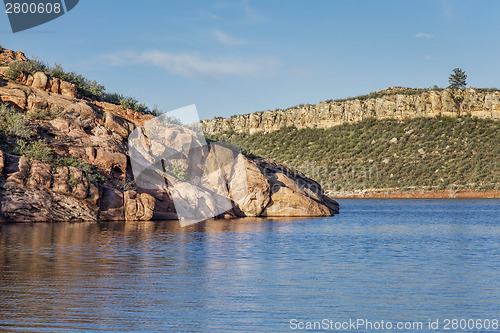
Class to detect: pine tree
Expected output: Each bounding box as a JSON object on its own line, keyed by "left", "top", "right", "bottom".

{"left": 448, "top": 68, "right": 467, "bottom": 89}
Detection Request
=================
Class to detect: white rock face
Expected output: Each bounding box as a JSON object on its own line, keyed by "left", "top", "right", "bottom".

{"left": 202, "top": 87, "right": 500, "bottom": 135}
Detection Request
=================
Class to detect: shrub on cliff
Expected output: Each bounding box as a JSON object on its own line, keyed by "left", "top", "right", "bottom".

{"left": 55, "top": 156, "right": 107, "bottom": 186}
{"left": 49, "top": 64, "right": 106, "bottom": 99}
{"left": 0, "top": 103, "right": 31, "bottom": 139}
{"left": 5, "top": 55, "right": 157, "bottom": 116}
{"left": 5, "top": 59, "right": 47, "bottom": 80}
{"left": 15, "top": 139, "right": 53, "bottom": 163}
{"left": 119, "top": 96, "right": 148, "bottom": 113}
{"left": 47, "top": 64, "right": 154, "bottom": 114}
{"left": 12, "top": 140, "right": 106, "bottom": 186}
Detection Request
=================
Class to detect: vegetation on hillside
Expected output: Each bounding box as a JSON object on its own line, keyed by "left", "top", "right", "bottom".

{"left": 0, "top": 103, "right": 106, "bottom": 186}
{"left": 209, "top": 116, "right": 499, "bottom": 192}
{"left": 3, "top": 58, "right": 158, "bottom": 116}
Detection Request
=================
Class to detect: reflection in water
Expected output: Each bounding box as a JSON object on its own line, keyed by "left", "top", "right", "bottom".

{"left": 0, "top": 200, "right": 499, "bottom": 332}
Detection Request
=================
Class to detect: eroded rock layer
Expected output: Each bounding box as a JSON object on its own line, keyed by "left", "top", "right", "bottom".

{"left": 202, "top": 87, "right": 500, "bottom": 135}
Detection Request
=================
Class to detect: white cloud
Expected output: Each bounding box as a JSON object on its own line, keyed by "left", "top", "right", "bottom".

{"left": 243, "top": 0, "right": 265, "bottom": 22}
{"left": 416, "top": 33, "right": 434, "bottom": 39}
{"left": 425, "top": 55, "right": 432, "bottom": 61}
{"left": 213, "top": 29, "right": 248, "bottom": 46}
{"left": 101, "top": 50, "right": 277, "bottom": 79}
{"left": 441, "top": 0, "right": 454, "bottom": 19}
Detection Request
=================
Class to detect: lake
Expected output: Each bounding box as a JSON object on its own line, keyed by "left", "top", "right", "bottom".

{"left": 1, "top": 199, "right": 499, "bottom": 332}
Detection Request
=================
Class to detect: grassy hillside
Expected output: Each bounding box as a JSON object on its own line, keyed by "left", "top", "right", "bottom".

{"left": 209, "top": 116, "right": 499, "bottom": 192}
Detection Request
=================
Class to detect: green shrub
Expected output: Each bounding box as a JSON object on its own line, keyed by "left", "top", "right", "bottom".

{"left": 28, "top": 108, "right": 50, "bottom": 120}
{"left": 119, "top": 96, "right": 148, "bottom": 113}
{"left": 15, "top": 139, "right": 53, "bottom": 163}
{"left": 151, "top": 106, "right": 164, "bottom": 117}
{"left": 6, "top": 56, "right": 155, "bottom": 115}
{"left": 27, "top": 107, "right": 64, "bottom": 120}
{"left": 86, "top": 171, "right": 108, "bottom": 186}
{"left": 115, "top": 179, "right": 136, "bottom": 191}
{"left": 49, "top": 63, "right": 106, "bottom": 99}
{"left": 5, "top": 59, "right": 47, "bottom": 80}
{"left": 54, "top": 156, "right": 107, "bottom": 186}
{"left": 55, "top": 156, "right": 89, "bottom": 170}
{"left": 0, "top": 103, "right": 32, "bottom": 139}
{"left": 102, "top": 92, "right": 122, "bottom": 104}
{"left": 67, "top": 172, "right": 79, "bottom": 187}
{"left": 6, "top": 113, "right": 31, "bottom": 138}
{"left": 164, "top": 162, "right": 187, "bottom": 181}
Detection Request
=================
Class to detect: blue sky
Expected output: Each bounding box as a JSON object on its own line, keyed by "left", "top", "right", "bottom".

{"left": 1, "top": 0, "right": 499, "bottom": 120}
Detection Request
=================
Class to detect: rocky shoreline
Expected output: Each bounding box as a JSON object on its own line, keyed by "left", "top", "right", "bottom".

{"left": 0, "top": 48, "right": 339, "bottom": 222}
{"left": 329, "top": 189, "right": 500, "bottom": 199}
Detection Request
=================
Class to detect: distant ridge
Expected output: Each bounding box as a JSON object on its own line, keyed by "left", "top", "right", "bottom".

{"left": 202, "top": 86, "right": 500, "bottom": 135}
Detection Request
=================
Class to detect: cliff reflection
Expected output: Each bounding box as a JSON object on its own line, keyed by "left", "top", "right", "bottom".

{"left": 0, "top": 217, "right": 310, "bottom": 331}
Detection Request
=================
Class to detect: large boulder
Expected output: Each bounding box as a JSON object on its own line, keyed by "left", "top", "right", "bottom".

{"left": 59, "top": 81, "right": 77, "bottom": 98}
{"left": 32, "top": 72, "right": 48, "bottom": 90}
{"left": 256, "top": 158, "right": 339, "bottom": 216}
{"left": 228, "top": 154, "right": 271, "bottom": 216}
{"left": 27, "top": 160, "right": 52, "bottom": 189}
{"left": 124, "top": 191, "right": 155, "bottom": 221}
{"left": 0, "top": 84, "right": 27, "bottom": 109}
{"left": 149, "top": 191, "right": 178, "bottom": 220}
{"left": 6, "top": 156, "right": 30, "bottom": 185}
{"left": 262, "top": 181, "right": 331, "bottom": 217}
{"left": 52, "top": 166, "right": 71, "bottom": 195}
{"left": 168, "top": 181, "right": 231, "bottom": 222}
{"left": 105, "top": 111, "right": 135, "bottom": 138}
{"left": 48, "top": 77, "right": 61, "bottom": 93}
{"left": 94, "top": 148, "right": 127, "bottom": 174}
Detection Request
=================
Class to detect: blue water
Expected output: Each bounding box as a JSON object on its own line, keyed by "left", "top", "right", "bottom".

{"left": 0, "top": 199, "right": 499, "bottom": 332}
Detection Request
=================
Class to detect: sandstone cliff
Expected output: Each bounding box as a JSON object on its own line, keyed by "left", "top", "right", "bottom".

{"left": 202, "top": 87, "right": 500, "bottom": 135}
{"left": 0, "top": 48, "right": 338, "bottom": 222}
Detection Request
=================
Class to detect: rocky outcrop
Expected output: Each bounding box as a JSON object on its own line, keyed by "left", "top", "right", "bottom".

{"left": 0, "top": 152, "right": 98, "bottom": 221}
{"left": 0, "top": 49, "right": 27, "bottom": 65}
{"left": 126, "top": 116, "right": 339, "bottom": 221}
{"left": 0, "top": 49, "right": 77, "bottom": 98}
{"left": 124, "top": 191, "right": 155, "bottom": 221}
{"left": 0, "top": 146, "right": 338, "bottom": 222}
{"left": 202, "top": 87, "right": 500, "bottom": 135}
{"left": 210, "top": 152, "right": 339, "bottom": 217}
{"left": 0, "top": 47, "right": 339, "bottom": 222}
{"left": 255, "top": 158, "right": 338, "bottom": 216}
{"left": 229, "top": 154, "right": 271, "bottom": 216}
{"left": 104, "top": 111, "right": 136, "bottom": 138}
{"left": 17, "top": 71, "right": 78, "bottom": 98}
